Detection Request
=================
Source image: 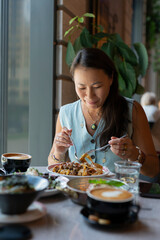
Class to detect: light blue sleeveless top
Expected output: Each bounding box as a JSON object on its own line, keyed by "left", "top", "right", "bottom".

{"left": 59, "top": 98, "right": 134, "bottom": 172}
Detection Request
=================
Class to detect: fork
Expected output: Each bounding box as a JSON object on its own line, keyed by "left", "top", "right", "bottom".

{"left": 71, "top": 134, "right": 128, "bottom": 162}
{"left": 70, "top": 136, "right": 79, "bottom": 162}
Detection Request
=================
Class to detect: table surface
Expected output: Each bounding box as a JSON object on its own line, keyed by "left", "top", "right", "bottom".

{"left": 13, "top": 167, "right": 160, "bottom": 240}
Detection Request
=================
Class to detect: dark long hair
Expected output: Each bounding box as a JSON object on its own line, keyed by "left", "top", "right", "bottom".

{"left": 70, "top": 48, "right": 129, "bottom": 147}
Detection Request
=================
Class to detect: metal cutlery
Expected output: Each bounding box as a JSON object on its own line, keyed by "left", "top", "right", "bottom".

{"left": 71, "top": 133, "right": 128, "bottom": 162}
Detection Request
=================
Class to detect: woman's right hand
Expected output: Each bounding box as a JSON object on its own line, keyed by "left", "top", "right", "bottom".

{"left": 53, "top": 127, "right": 73, "bottom": 155}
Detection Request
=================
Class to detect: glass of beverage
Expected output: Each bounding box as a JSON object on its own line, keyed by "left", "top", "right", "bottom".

{"left": 114, "top": 161, "right": 141, "bottom": 193}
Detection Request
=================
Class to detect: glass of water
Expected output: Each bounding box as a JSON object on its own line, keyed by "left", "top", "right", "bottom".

{"left": 114, "top": 161, "right": 142, "bottom": 193}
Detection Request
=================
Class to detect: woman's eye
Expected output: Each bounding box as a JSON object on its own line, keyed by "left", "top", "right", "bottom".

{"left": 93, "top": 85, "right": 101, "bottom": 89}
{"left": 79, "top": 88, "right": 86, "bottom": 90}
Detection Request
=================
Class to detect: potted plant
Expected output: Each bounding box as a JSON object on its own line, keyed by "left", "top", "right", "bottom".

{"left": 64, "top": 13, "right": 148, "bottom": 98}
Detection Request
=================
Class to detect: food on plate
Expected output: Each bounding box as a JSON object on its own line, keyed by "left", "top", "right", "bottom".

{"left": 80, "top": 153, "right": 103, "bottom": 169}
{"left": 0, "top": 175, "right": 35, "bottom": 193}
{"left": 51, "top": 162, "right": 103, "bottom": 176}
{"left": 26, "top": 167, "right": 39, "bottom": 176}
{"left": 26, "top": 167, "right": 60, "bottom": 190}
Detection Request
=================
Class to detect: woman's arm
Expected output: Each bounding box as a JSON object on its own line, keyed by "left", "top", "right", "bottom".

{"left": 48, "top": 114, "right": 72, "bottom": 165}
{"left": 108, "top": 101, "right": 159, "bottom": 178}
{"left": 131, "top": 101, "right": 159, "bottom": 177}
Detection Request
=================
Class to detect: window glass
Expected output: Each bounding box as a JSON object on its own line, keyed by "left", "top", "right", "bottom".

{"left": 7, "top": 0, "right": 30, "bottom": 153}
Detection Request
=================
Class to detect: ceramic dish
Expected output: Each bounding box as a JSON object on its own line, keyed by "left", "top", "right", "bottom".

{"left": 80, "top": 206, "right": 139, "bottom": 229}
{"left": 40, "top": 175, "right": 69, "bottom": 197}
{"left": 57, "top": 177, "right": 129, "bottom": 206}
{"left": 0, "top": 201, "right": 46, "bottom": 223}
{"left": 47, "top": 164, "right": 114, "bottom": 180}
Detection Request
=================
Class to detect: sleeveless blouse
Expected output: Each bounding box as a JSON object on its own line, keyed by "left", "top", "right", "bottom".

{"left": 59, "top": 98, "right": 134, "bottom": 172}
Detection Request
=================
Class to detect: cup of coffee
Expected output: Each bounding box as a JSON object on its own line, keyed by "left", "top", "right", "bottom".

{"left": 1, "top": 153, "right": 32, "bottom": 174}
{"left": 86, "top": 186, "right": 139, "bottom": 221}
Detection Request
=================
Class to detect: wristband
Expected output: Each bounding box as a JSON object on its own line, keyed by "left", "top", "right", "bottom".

{"left": 136, "top": 146, "right": 146, "bottom": 165}
{"left": 50, "top": 153, "right": 65, "bottom": 162}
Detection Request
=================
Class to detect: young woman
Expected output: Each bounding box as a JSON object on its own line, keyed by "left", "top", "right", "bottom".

{"left": 48, "top": 48, "right": 159, "bottom": 181}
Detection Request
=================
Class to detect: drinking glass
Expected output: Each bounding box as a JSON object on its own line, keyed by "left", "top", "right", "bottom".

{"left": 114, "top": 161, "right": 141, "bottom": 193}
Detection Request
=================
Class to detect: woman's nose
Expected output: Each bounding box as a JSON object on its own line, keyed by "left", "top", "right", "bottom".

{"left": 86, "top": 88, "right": 95, "bottom": 98}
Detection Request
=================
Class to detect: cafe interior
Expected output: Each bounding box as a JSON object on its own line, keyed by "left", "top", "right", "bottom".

{"left": 0, "top": 0, "right": 160, "bottom": 239}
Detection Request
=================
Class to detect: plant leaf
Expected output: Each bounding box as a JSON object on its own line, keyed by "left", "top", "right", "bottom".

{"left": 135, "top": 82, "right": 145, "bottom": 94}
{"left": 83, "top": 13, "right": 95, "bottom": 18}
{"left": 120, "top": 81, "right": 133, "bottom": 98}
{"left": 109, "top": 33, "right": 124, "bottom": 43}
{"left": 73, "top": 36, "right": 83, "bottom": 54}
{"left": 64, "top": 26, "right": 74, "bottom": 37}
{"left": 118, "top": 73, "right": 126, "bottom": 91}
{"left": 133, "top": 42, "right": 148, "bottom": 77}
{"left": 101, "top": 42, "right": 115, "bottom": 60}
{"left": 69, "top": 16, "right": 78, "bottom": 25}
{"left": 118, "top": 62, "right": 136, "bottom": 92}
{"left": 65, "top": 41, "right": 76, "bottom": 66}
{"left": 78, "top": 17, "right": 84, "bottom": 23}
{"left": 88, "top": 179, "right": 125, "bottom": 187}
{"left": 116, "top": 42, "right": 138, "bottom": 66}
{"left": 80, "top": 27, "right": 93, "bottom": 48}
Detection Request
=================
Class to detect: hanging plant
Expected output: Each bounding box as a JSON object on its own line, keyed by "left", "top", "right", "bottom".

{"left": 64, "top": 13, "right": 148, "bottom": 98}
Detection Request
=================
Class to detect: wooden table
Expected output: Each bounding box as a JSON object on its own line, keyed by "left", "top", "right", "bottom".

{"left": 25, "top": 167, "right": 160, "bottom": 239}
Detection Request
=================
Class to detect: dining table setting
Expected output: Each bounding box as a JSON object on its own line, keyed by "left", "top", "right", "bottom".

{"left": 22, "top": 166, "right": 160, "bottom": 240}
{"left": 0, "top": 152, "right": 160, "bottom": 240}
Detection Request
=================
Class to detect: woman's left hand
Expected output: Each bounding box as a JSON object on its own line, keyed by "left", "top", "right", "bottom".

{"left": 108, "top": 136, "right": 135, "bottom": 160}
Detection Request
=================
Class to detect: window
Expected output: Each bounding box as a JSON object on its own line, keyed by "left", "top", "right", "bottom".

{"left": 7, "top": 0, "right": 30, "bottom": 153}
{"left": 0, "top": 0, "right": 55, "bottom": 166}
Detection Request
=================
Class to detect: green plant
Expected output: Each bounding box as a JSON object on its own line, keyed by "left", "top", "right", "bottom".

{"left": 146, "top": 0, "right": 160, "bottom": 73}
{"left": 64, "top": 13, "right": 148, "bottom": 98}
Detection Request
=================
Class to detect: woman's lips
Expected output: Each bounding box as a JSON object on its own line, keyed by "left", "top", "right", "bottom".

{"left": 86, "top": 100, "right": 99, "bottom": 105}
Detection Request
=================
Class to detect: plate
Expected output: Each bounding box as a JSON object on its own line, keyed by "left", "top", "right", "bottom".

{"left": 0, "top": 201, "right": 46, "bottom": 223}
{"left": 40, "top": 175, "right": 69, "bottom": 197}
{"left": 47, "top": 164, "right": 115, "bottom": 179}
{"left": 80, "top": 206, "right": 138, "bottom": 229}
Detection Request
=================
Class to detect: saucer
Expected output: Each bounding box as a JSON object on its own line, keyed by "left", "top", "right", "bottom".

{"left": 80, "top": 206, "right": 138, "bottom": 228}
{"left": 0, "top": 201, "right": 46, "bottom": 223}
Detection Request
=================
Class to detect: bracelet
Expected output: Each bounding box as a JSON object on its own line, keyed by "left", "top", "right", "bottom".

{"left": 49, "top": 153, "right": 65, "bottom": 162}
{"left": 136, "top": 146, "right": 146, "bottom": 165}
{"left": 49, "top": 154, "right": 60, "bottom": 162}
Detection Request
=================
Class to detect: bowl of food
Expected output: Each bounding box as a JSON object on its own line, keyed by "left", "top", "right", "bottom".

{"left": 0, "top": 174, "right": 49, "bottom": 215}
{"left": 26, "top": 167, "right": 69, "bottom": 197}
{"left": 47, "top": 162, "right": 113, "bottom": 179}
{"left": 63, "top": 177, "right": 128, "bottom": 206}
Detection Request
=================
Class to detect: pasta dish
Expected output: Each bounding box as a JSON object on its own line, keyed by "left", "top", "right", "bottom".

{"left": 51, "top": 161, "right": 103, "bottom": 176}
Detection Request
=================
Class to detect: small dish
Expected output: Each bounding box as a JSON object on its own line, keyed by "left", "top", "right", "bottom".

{"left": 40, "top": 175, "right": 69, "bottom": 198}
{"left": 0, "top": 201, "right": 46, "bottom": 223}
{"left": 47, "top": 164, "right": 114, "bottom": 179}
{"left": 80, "top": 206, "right": 139, "bottom": 229}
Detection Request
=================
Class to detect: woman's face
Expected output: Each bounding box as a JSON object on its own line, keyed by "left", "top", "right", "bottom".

{"left": 74, "top": 67, "right": 113, "bottom": 110}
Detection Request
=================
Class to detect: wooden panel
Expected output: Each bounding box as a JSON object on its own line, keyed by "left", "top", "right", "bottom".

{"left": 57, "top": 0, "right": 88, "bottom": 17}
{"left": 56, "top": 79, "right": 77, "bottom": 109}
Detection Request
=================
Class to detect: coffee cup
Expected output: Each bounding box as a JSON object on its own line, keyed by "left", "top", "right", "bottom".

{"left": 86, "top": 186, "right": 139, "bottom": 221}
{"left": 1, "top": 153, "right": 32, "bottom": 174}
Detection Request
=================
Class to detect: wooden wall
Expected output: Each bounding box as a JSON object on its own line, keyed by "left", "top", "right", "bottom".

{"left": 55, "top": 0, "right": 89, "bottom": 113}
